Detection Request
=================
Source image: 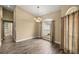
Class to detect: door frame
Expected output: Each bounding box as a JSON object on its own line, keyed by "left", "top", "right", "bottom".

{"left": 1, "top": 19, "right": 15, "bottom": 42}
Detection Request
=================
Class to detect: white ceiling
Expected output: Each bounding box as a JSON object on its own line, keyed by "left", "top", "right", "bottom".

{"left": 19, "top": 5, "right": 62, "bottom": 16}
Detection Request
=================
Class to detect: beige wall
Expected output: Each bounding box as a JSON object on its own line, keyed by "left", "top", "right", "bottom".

{"left": 42, "top": 10, "right": 61, "bottom": 44}
{"left": 15, "top": 6, "right": 37, "bottom": 42}
{"left": 35, "top": 22, "right": 41, "bottom": 37}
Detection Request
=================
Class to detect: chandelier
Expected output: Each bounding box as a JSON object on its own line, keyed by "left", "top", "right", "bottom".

{"left": 34, "top": 6, "right": 42, "bottom": 22}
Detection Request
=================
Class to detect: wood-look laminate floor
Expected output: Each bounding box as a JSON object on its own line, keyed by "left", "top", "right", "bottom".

{"left": 0, "top": 36, "right": 62, "bottom": 54}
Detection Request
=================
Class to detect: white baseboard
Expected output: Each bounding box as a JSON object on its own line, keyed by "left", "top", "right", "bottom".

{"left": 55, "top": 41, "right": 61, "bottom": 44}
{"left": 16, "top": 37, "right": 35, "bottom": 42}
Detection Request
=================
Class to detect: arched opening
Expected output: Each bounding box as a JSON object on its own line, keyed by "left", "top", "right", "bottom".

{"left": 66, "top": 7, "right": 78, "bottom": 15}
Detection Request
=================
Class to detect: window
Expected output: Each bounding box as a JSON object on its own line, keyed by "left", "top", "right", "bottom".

{"left": 42, "top": 19, "right": 52, "bottom": 40}
{"left": 66, "top": 7, "right": 78, "bottom": 15}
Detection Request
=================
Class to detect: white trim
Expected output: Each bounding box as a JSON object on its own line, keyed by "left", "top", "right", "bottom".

{"left": 66, "top": 7, "right": 78, "bottom": 15}
{"left": 16, "top": 37, "right": 35, "bottom": 42}
{"left": 55, "top": 41, "right": 61, "bottom": 44}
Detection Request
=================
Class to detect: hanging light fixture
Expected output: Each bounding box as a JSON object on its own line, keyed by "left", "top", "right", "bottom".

{"left": 34, "top": 6, "right": 42, "bottom": 22}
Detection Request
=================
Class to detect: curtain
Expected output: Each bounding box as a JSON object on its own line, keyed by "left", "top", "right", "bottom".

{"left": 61, "top": 11, "right": 79, "bottom": 53}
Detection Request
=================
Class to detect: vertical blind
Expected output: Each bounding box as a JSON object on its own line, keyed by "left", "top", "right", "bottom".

{"left": 61, "top": 11, "right": 79, "bottom": 53}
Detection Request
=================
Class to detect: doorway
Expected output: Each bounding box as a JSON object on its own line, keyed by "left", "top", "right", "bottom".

{"left": 2, "top": 20, "right": 14, "bottom": 43}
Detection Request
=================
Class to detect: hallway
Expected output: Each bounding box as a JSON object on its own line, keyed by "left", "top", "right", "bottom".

{"left": 0, "top": 38, "right": 61, "bottom": 54}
